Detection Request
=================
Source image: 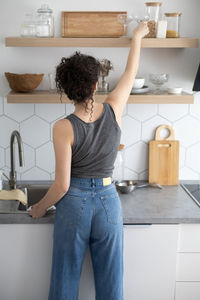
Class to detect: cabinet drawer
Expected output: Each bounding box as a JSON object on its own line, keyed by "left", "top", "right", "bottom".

{"left": 178, "top": 225, "right": 200, "bottom": 252}
{"left": 175, "top": 282, "right": 200, "bottom": 300}
{"left": 124, "top": 225, "right": 178, "bottom": 300}
{"left": 177, "top": 253, "right": 200, "bottom": 281}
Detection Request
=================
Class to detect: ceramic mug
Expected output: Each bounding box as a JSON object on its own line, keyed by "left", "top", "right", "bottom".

{"left": 133, "top": 77, "right": 145, "bottom": 89}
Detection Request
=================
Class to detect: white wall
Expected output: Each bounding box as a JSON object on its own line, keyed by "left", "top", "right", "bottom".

{"left": 0, "top": 0, "right": 200, "bottom": 181}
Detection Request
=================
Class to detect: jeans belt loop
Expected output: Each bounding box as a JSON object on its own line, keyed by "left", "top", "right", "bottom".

{"left": 91, "top": 178, "right": 95, "bottom": 187}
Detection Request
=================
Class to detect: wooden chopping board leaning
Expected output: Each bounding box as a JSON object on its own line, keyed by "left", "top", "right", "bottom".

{"left": 149, "top": 125, "right": 179, "bottom": 186}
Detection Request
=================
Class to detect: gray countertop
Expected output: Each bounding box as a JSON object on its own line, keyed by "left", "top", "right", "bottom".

{"left": 1, "top": 180, "right": 200, "bottom": 224}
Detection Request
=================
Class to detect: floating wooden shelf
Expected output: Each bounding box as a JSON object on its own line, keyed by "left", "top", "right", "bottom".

{"left": 5, "top": 37, "right": 199, "bottom": 48}
{"left": 7, "top": 90, "right": 194, "bottom": 104}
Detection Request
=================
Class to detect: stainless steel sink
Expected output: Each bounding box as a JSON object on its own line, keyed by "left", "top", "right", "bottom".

{"left": 0, "top": 183, "right": 55, "bottom": 214}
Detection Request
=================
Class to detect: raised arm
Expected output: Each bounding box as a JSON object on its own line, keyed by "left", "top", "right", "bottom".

{"left": 105, "top": 22, "right": 149, "bottom": 121}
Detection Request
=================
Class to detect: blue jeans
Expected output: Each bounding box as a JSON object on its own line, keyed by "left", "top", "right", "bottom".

{"left": 48, "top": 177, "right": 124, "bottom": 300}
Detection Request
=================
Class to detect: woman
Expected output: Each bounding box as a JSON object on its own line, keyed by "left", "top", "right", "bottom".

{"left": 29, "top": 22, "right": 148, "bottom": 300}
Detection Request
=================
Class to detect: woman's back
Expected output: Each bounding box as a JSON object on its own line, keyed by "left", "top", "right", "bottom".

{"left": 66, "top": 102, "right": 121, "bottom": 178}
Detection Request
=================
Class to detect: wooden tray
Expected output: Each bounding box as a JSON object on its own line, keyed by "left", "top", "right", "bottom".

{"left": 62, "top": 11, "right": 126, "bottom": 37}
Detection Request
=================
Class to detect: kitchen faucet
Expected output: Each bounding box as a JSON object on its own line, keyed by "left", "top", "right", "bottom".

{"left": 9, "top": 130, "right": 24, "bottom": 189}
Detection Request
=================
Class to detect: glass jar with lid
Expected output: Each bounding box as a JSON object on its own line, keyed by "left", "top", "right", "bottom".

{"left": 21, "top": 13, "right": 36, "bottom": 37}
{"left": 145, "top": 2, "right": 162, "bottom": 38}
{"left": 165, "top": 13, "right": 182, "bottom": 38}
{"left": 36, "top": 4, "right": 54, "bottom": 37}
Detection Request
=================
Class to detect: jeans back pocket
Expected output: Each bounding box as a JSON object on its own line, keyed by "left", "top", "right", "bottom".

{"left": 100, "top": 192, "right": 122, "bottom": 224}
{"left": 56, "top": 193, "right": 86, "bottom": 225}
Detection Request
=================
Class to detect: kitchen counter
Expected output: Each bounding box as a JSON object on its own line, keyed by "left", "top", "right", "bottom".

{"left": 0, "top": 180, "right": 200, "bottom": 224}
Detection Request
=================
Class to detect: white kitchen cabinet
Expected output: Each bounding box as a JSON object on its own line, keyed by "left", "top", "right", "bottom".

{"left": 0, "top": 224, "right": 54, "bottom": 300}
{"left": 175, "top": 282, "right": 200, "bottom": 300}
{"left": 177, "top": 224, "right": 200, "bottom": 252}
{"left": 0, "top": 224, "right": 179, "bottom": 300}
{"left": 123, "top": 224, "right": 179, "bottom": 300}
{"left": 175, "top": 224, "right": 200, "bottom": 300}
{"left": 176, "top": 253, "right": 200, "bottom": 281}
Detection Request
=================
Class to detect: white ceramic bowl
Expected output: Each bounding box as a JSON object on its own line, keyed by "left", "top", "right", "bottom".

{"left": 168, "top": 87, "right": 182, "bottom": 94}
{"left": 133, "top": 77, "right": 145, "bottom": 89}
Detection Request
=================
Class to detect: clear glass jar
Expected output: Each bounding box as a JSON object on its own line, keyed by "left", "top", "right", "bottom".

{"left": 113, "top": 144, "right": 124, "bottom": 183}
{"left": 145, "top": 2, "right": 162, "bottom": 38}
{"left": 21, "top": 13, "right": 36, "bottom": 37}
{"left": 36, "top": 4, "right": 54, "bottom": 37}
{"left": 156, "top": 14, "right": 167, "bottom": 38}
{"left": 165, "top": 13, "right": 182, "bottom": 38}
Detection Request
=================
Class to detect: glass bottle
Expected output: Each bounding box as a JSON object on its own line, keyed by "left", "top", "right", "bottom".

{"left": 165, "top": 13, "right": 182, "bottom": 38}
{"left": 145, "top": 2, "right": 162, "bottom": 38}
{"left": 36, "top": 4, "right": 54, "bottom": 37}
{"left": 113, "top": 144, "right": 124, "bottom": 183}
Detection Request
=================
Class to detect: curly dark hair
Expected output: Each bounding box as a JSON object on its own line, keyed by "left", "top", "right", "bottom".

{"left": 55, "top": 51, "right": 101, "bottom": 120}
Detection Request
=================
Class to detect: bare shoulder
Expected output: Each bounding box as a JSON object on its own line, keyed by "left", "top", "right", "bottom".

{"left": 53, "top": 118, "right": 72, "bottom": 132}
{"left": 53, "top": 118, "right": 74, "bottom": 143}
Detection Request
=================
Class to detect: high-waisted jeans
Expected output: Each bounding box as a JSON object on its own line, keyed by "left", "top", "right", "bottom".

{"left": 48, "top": 177, "right": 124, "bottom": 300}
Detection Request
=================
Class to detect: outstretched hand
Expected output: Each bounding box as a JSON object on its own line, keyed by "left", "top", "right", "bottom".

{"left": 132, "top": 22, "right": 149, "bottom": 39}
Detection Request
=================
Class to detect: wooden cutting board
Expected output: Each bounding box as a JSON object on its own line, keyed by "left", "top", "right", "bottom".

{"left": 149, "top": 125, "right": 179, "bottom": 186}
{"left": 62, "top": 11, "right": 126, "bottom": 37}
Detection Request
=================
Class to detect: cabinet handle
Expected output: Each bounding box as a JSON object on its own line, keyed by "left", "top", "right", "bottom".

{"left": 123, "top": 224, "right": 152, "bottom": 228}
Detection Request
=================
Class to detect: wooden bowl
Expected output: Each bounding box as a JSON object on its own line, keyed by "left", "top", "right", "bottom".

{"left": 5, "top": 72, "right": 44, "bottom": 92}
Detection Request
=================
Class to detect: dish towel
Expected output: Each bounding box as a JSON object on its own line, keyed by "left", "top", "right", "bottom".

{"left": 0, "top": 189, "right": 27, "bottom": 205}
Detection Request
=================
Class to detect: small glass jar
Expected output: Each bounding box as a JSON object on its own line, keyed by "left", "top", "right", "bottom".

{"left": 21, "top": 13, "right": 36, "bottom": 37}
{"left": 36, "top": 4, "right": 54, "bottom": 37}
{"left": 156, "top": 14, "right": 167, "bottom": 38}
{"left": 165, "top": 13, "right": 182, "bottom": 38}
{"left": 113, "top": 144, "right": 124, "bottom": 183}
{"left": 48, "top": 72, "right": 56, "bottom": 92}
{"left": 145, "top": 2, "right": 162, "bottom": 38}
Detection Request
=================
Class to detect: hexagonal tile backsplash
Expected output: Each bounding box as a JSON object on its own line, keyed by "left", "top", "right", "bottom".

{"left": 1, "top": 95, "right": 200, "bottom": 180}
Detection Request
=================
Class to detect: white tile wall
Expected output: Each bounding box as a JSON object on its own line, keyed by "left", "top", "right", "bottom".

{"left": 0, "top": 0, "right": 200, "bottom": 181}
{"left": 35, "top": 103, "right": 66, "bottom": 122}
{"left": 20, "top": 116, "right": 50, "bottom": 148}
{"left": 4, "top": 99, "right": 34, "bottom": 122}
{"left": 36, "top": 141, "right": 55, "bottom": 173}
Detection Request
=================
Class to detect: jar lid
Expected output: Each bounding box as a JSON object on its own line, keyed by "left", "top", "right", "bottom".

{"left": 37, "top": 4, "right": 53, "bottom": 13}
{"left": 118, "top": 144, "right": 125, "bottom": 151}
{"left": 145, "top": 2, "right": 162, "bottom": 6}
{"left": 165, "top": 12, "right": 182, "bottom": 16}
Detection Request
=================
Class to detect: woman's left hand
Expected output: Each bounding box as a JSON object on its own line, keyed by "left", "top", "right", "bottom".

{"left": 28, "top": 202, "right": 47, "bottom": 218}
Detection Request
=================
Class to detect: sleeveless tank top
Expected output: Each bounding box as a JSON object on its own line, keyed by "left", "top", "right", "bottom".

{"left": 65, "top": 102, "right": 121, "bottom": 178}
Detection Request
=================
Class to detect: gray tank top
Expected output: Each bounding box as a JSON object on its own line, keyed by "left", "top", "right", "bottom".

{"left": 65, "top": 102, "right": 121, "bottom": 178}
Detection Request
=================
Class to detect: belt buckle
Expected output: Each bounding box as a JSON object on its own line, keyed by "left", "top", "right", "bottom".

{"left": 103, "top": 177, "right": 111, "bottom": 186}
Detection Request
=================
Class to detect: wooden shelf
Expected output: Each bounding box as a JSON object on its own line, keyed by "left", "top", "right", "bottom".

{"left": 5, "top": 37, "right": 199, "bottom": 48}
{"left": 7, "top": 90, "right": 194, "bottom": 104}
